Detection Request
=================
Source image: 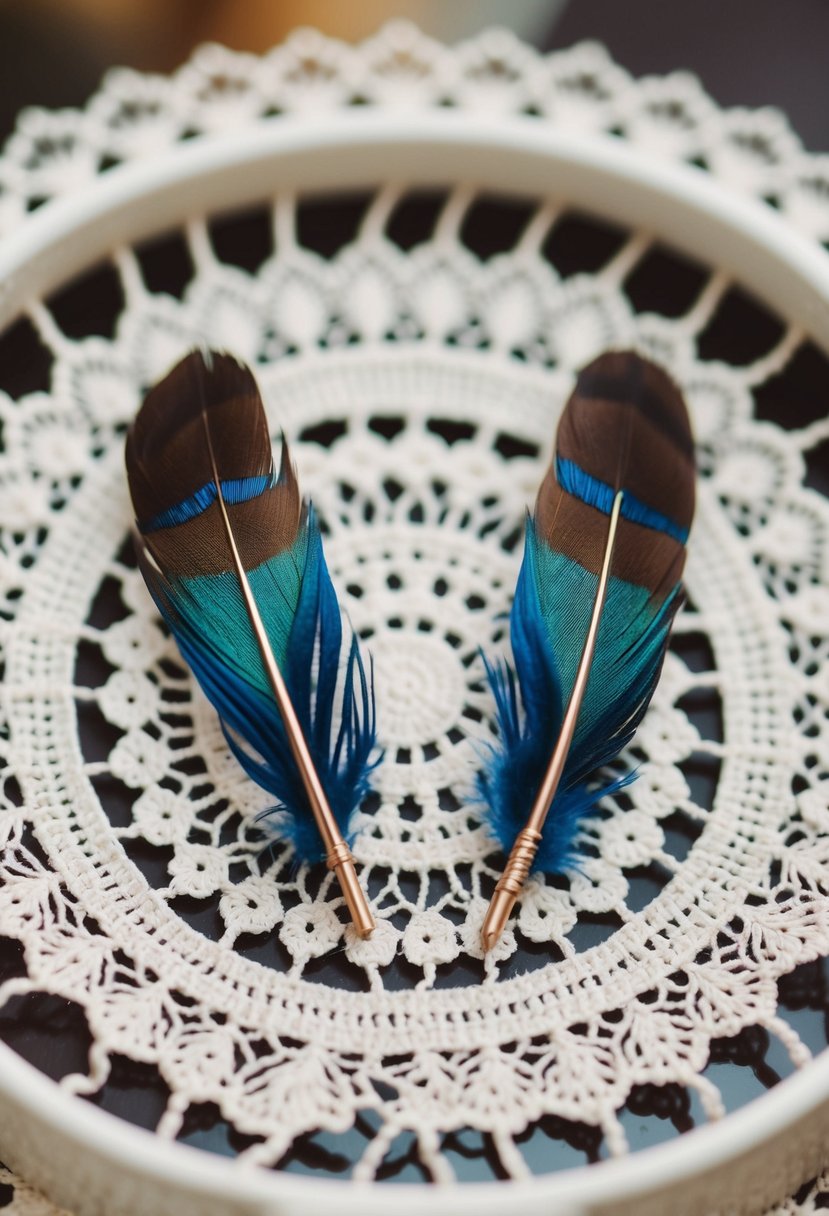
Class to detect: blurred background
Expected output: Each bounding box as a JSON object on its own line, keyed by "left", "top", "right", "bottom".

{"left": 1, "top": 0, "right": 828, "bottom": 148}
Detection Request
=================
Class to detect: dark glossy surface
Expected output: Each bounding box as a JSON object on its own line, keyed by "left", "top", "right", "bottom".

{"left": 548, "top": 0, "right": 829, "bottom": 154}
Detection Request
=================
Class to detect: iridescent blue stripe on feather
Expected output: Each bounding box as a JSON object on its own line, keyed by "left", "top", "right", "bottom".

{"left": 142, "top": 474, "right": 273, "bottom": 532}
{"left": 557, "top": 457, "right": 689, "bottom": 543}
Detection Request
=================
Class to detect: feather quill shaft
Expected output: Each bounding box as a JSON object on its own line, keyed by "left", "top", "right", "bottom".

{"left": 478, "top": 351, "right": 695, "bottom": 948}
{"left": 126, "top": 349, "right": 376, "bottom": 937}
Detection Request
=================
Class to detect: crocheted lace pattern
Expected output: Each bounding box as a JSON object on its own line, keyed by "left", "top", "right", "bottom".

{"left": 0, "top": 22, "right": 827, "bottom": 1191}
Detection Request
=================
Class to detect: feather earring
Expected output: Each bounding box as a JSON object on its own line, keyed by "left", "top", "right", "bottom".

{"left": 125, "top": 349, "right": 376, "bottom": 937}
{"left": 478, "top": 350, "right": 695, "bottom": 948}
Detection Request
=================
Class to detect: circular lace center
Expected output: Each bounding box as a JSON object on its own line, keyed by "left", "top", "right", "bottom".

{"left": 373, "top": 631, "right": 466, "bottom": 747}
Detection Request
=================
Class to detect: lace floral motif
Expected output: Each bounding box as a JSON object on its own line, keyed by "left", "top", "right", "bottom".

{"left": 0, "top": 21, "right": 827, "bottom": 1197}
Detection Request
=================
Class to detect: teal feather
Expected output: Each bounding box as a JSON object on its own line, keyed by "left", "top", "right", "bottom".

{"left": 478, "top": 350, "right": 695, "bottom": 872}
{"left": 126, "top": 350, "right": 376, "bottom": 865}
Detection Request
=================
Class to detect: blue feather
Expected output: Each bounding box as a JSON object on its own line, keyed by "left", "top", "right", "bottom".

{"left": 477, "top": 351, "right": 695, "bottom": 874}
{"left": 127, "top": 351, "right": 377, "bottom": 867}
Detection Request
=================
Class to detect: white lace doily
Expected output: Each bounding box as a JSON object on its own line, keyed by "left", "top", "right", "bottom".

{"left": 0, "top": 21, "right": 828, "bottom": 1215}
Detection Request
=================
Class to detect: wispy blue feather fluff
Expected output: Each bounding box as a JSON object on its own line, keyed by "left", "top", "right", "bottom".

{"left": 478, "top": 351, "right": 695, "bottom": 872}
{"left": 126, "top": 350, "right": 377, "bottom": 865}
